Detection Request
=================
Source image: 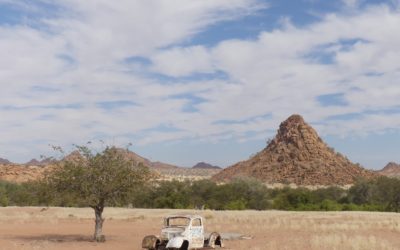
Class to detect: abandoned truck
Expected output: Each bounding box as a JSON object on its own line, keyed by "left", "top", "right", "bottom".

{"left": 142, "top": 214, "right": 223, "bottom": 250}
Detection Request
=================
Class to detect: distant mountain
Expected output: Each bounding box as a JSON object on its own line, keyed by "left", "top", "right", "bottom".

{"left": 63, "top": 148, "right": 179, "bottom": 170}
{"left": 25, "top": 159, "right": 41, "bottom": 166}
{"left": 378, "top": 162, "right": 400, "bottom": 178}
{"left": 113, "top": 148, "right": 178, "bottom": 170}
{"left": 151, "top": 161, "right": 179, "bottom": 170}
{"left": 0, "top": 158, "right": 12, "bottom": 165}
{"left": 212, "top": 114, "right": 377, "bottom": 186}
{"left": 192, "top": 162, "right": 221, "bottom": 169}
{"left": 25, "top": 157, "right": 56, "bottom": 166}
{"left": 1, "top": 148, "right": 179, "bottom": 183}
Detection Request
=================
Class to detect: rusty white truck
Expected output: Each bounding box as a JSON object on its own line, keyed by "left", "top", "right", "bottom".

{"left": 142, "top": 214, "right": 223, "bottom": 250}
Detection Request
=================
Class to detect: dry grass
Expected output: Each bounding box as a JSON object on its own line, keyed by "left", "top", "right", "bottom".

{"left": 0, "top": 207, "right": 399, "bottom": 249}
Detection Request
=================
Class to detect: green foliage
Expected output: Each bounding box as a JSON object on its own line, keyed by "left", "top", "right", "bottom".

{"left": 319, "top": 199, "right": 341, "bottom": 211}
{"left": 0, "top": 186, "right": 8, "bottom": 207}
{"left": 0, "top": 180, "right": 41, "bottom": 206}
{"left": 3, "top": 173, "right": 400, "bottom": 213}
{"left": 348, "top": 176, "right": 400, "bottom": 212}
{"left": 224, "top": 199, "right": 247, "bottom": 210}
{"left": 43, "top": 146, "right": 151, "bottom": 208}
{"left": 126, "top": 177, "right": 271, "bottom": 210}
{"left": 40, "top": 145, "right": 152, "bottom": 242}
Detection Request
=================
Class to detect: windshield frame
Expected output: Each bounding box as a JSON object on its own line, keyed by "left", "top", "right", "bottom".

{"left": 164, "top": 217, "right": 191, "bottom": 227}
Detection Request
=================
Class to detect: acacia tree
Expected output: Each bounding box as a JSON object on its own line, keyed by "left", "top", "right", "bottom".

{"left": 44, "top": 145, "right": 151, "bottom": 242}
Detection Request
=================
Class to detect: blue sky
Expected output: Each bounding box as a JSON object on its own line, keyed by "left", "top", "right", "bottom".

{"left": 0, "top": 0, "right": 400, "bottom": 169}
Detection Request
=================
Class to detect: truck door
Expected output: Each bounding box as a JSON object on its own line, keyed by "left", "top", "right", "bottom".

{"left": 190, "top": 218, "right": 204, "bottom": 248}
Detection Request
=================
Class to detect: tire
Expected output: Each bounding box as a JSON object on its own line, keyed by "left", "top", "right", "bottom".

{"left": 179, "top": 241, "right": 189, "bottom": 250}
{"left": 208, "top": 232, "right": 223, "bottom": 248}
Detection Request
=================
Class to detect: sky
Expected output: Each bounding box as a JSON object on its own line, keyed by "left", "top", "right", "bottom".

{"left": 0, "top": 0, "right": 399, "bottom": 169}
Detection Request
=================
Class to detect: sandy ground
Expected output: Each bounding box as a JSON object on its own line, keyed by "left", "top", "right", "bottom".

{"left": 0, "top": 207, "right": 400, "bottom": 250}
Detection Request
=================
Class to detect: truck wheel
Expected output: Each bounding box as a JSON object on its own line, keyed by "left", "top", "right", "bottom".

{"left": 142, "top": 235, "right": 160, "bottom": 250}
{"left": 208, "top": 232, "right": 223, "bottom": 248}
{"left": 179, "top": 241, "right": 189, "bottom": 250}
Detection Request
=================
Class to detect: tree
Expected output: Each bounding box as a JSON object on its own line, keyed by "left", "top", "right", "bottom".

{"left": 43, "top": 145, "right": 151, "bottom": 242}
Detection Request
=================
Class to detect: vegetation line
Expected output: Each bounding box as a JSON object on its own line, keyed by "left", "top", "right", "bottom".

{"left": 1, "top": 176, "right": 400, "bottom": 212}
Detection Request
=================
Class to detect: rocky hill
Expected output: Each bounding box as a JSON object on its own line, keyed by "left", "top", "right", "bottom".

{"left": 0, "top": 158, "right": 12, "bottom": 165}
{"left": 0, "top": 148, "right": 178, "bottom": 183}
{"left": 62, "top": 148, "right": 178, "bottom": 170}
{"left": 192, "top": 162, "right": 221, "bottom": 169}
{"left": 212, "top": 114, "right": 377, "bottom": 185}
{"left": 25, "top": 157, "right": 56, "bottom": 166}
{"left": 0, "top": 164, "right": 52, "bottom": 183}
{"left": 378, "top": 162, "right": 400, "bottom": 178}
{"left": 113, "top": 148, "right": 178, "bottom": 170}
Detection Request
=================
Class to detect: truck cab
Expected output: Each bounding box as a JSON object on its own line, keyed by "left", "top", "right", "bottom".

{"left": 161, "top": 215, "right": 204, "bottom": 249}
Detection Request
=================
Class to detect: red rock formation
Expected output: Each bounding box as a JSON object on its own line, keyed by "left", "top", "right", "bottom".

{"left": 378, "top": 162, "right": 400, "bottom": 178}
{"left": 212, "top": 114, "right": 377, "bottom": 185}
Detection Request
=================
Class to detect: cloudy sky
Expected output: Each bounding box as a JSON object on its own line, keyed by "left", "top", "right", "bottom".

{"left": 0, "top": 0, "right": 399, "bottom": 169}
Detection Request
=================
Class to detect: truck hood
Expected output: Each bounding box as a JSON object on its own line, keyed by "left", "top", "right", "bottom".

{"left": 162, "top": 227, "right": 185, "bottom": 233}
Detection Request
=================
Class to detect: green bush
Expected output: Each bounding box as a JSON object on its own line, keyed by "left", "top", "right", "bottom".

{"left": 3, "top": 176, "right": 400, "bottom": 212}
{"left": 319, "top": 199, "right": 341, "bottom": 211}
{"left": 224, "top": 199, "right": 247, "bottom": 210}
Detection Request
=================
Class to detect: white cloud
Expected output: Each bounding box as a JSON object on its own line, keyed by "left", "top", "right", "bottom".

{"left": 342, "top": 0, "right": 362, "bottom": 8}
{"left": 0, "top": 0, "right": 264, "bottom": 161}
{"left": 151, "top": 46, "right": 214, "bottom": 77}
{"left": 0, "top": 1, "right": 400, "bottom": 165}
{"left": 163, "top": 5, "right": 400, "bottom": 127}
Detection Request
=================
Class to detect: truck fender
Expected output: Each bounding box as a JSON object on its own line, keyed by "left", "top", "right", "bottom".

{"left": 208, "top": 232, "right": 223, "bottom": 248}
{"left": 165, "top": 236, "right": 185, "bottom": 248}
{"left": 142, "top": 235, "right": 160, "bottom": 250}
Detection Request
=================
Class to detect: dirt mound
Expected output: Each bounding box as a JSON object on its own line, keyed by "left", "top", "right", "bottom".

{"left": 212, "top": 114, "right": 377, "bottom": 185}
{"left": 378, "top": 162, "right": 400, "bottom": 178}
{"left": 192, "top": 162, "right": 221, "bottom": 169}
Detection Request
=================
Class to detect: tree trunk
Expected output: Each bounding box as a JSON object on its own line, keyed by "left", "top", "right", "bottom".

{"left": 93, "top": 205, "right": 105, "bottom": 242}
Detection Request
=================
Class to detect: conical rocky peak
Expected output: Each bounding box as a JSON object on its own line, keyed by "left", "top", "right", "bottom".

{"left": 275, "top": 115, "right": 314, "bottom": 143}
{"left": 268, "top": 114, "right": 321, "bottom": 152}
{"left": 213, "top": 114, "right": 377, "bottom": 185}
{"left": 260, "top": 114, "right": 334, "bottom": 166}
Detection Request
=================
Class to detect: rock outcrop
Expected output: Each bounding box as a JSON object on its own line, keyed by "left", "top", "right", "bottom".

{"left": 0, "top": 158, "right": 12, "bottom": 165}
{"left": 25, "top": 158, "right": 56, "bottom": 166}
{"left": 0, "top": 164, "right": 52, "bottom": 183}
{"left": 212, "top": 114, "right": 377, "bottom": 185}
{"left": 113, "top": 148, "right": 178, "bottom": 170}
{"left": 378, "top": 162, "right": 400, "bottom": 178}
{"left": 63, "top": 148, "right": 178, "bottom": 170}
{"left": 192, "top": 162, "right": 221, "bottom": 169}
{"left": 0, "top": 148, "right": 178, "bottom": 183}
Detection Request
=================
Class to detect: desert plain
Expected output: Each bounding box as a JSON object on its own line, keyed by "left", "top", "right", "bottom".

{"left": 0, "top": 207, "right": 399, "bottom": 250}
